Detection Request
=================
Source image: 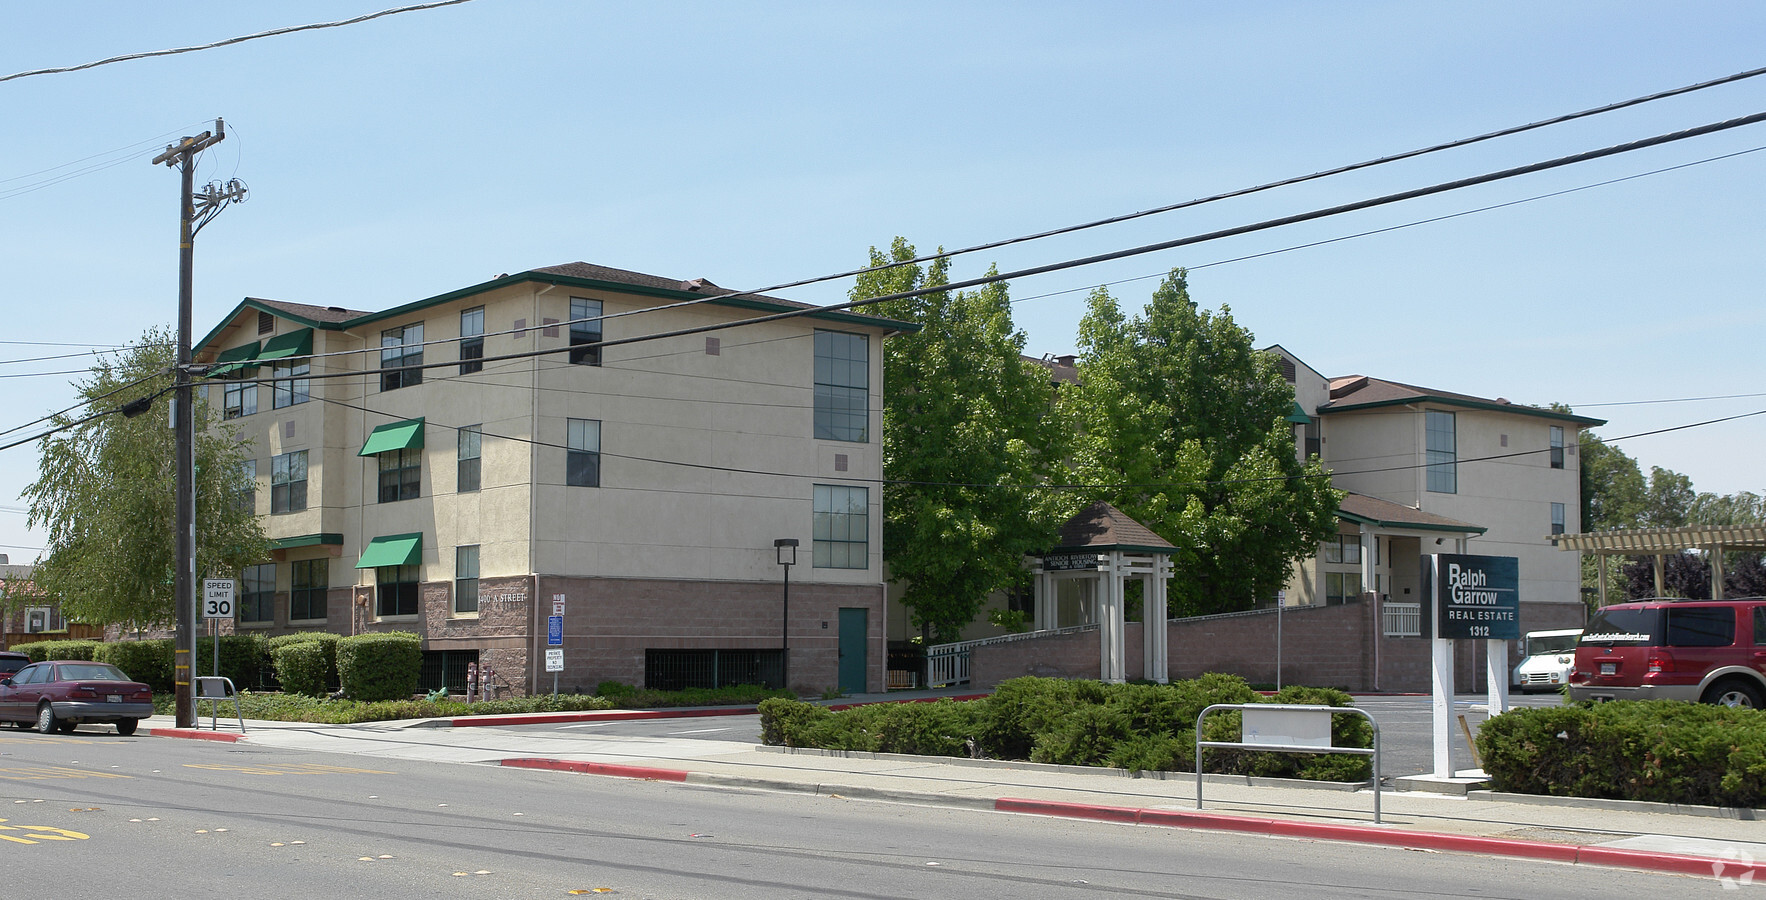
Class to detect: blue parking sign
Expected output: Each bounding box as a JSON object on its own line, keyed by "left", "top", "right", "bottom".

{"left": 547, "top": 615, "right": 563, "bottom": 646}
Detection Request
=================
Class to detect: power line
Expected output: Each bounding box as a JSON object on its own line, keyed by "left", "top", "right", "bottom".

{"left": 0, "top": 1, "right": 478, "bottom": 83}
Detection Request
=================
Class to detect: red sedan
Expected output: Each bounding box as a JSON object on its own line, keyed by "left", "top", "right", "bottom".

{"left": 0, "top": 660, "right": 154, "bottom": 735}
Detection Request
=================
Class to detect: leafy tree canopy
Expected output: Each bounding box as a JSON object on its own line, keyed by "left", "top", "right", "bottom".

{"left": 1059, "top": 270, "right": 1340, "bottom": 617}
{"left": 862, "top": 238, "right": 1067, "bottom": 643}
{"left": 22, "top": 327, "right": 268, "bottom": 629}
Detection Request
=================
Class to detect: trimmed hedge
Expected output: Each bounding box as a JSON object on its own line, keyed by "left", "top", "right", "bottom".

{"left": 18, "top": 639, "right": 102, "bottom": 662}
{"left": 1478, "top": 700, "right": 1766, "bottom": 807}
{"left": 758, "top": 675, "right": 1372, "bottom": 781}
{"left": 269, "top": 632, "right": 340, "bottom": 697}
{"left": 194, "top": 634, "right": 271, "bottom": 689}
{"left": 100, "top": 640, "right": 174, "bottom": 693}
{"left": 336, "top": 631, "right": 422, "bottom": 701}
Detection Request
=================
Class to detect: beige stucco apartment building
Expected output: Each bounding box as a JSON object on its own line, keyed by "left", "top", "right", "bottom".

{"left": 196, "top": 263, "right": 913, "bottom": 697}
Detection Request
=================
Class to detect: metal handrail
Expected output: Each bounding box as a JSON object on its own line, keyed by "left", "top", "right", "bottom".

{"left": 1195, "top": 703, "right": 1380, "bottom": 822}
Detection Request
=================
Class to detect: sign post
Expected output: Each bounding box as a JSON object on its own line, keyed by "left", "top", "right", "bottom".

{"left": 546, "top": 610, "right": 564, "bottom": 696}
{"left": 202, "top": 578, "right": 234, "bottom": 681}
{"left": 1422, "top": 554, "right": 1519, "bottom": 778}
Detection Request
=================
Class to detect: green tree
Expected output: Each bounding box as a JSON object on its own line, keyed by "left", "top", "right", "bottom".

{"left": 862, "top": 238, "right": 1066, "bottom": 643}
{"left": 1642, "top": 466, "right": 1695, "bottom": 528}
{"left": 1578, "top": 435, "right": 1646, "bottom": 532}
{"left": 22, "top": 327, "right": 268, "bottom": 629}
{"left": 1060, "top": 271, "right": 1340, "bottom": 617}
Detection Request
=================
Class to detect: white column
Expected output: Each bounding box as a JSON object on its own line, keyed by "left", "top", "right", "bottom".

{"left": 1099, "top": 553, "right": 1126, "bottom": 683}
{"left": 1485, "top": 638, "right": 1509, "bottom": 717}
{"left": 1148, "top": 558, "right": 1170, "bottom": 683}
{"left": 1431, "top": 637, "right": 1456, "bottom": 778}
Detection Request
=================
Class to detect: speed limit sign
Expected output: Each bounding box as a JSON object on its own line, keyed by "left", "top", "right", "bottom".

{"left": 202, "top": 578, "right": 235, "bottom": 619}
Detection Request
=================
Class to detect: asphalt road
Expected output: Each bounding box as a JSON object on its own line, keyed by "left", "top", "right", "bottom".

{"left": 499, "top": 692, "right": 1567, "bottom": 777}
{"left": 0, "top": 727, "right": 1704, "bottom": 898}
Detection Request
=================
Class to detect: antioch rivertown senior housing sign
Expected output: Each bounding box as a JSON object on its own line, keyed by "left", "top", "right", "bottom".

{"left": 1422, "top": 553, "right": 1520, "bottom": 641}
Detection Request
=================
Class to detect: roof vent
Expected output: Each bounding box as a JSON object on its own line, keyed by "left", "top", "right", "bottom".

{"left": 682, "top": 278, "right": 718, "bottom": 292}
{"left": 327, "top": 306, "right": 348, "bottom": 313}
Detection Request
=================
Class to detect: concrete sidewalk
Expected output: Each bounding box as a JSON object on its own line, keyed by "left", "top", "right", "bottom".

{"left": 141, "top": 702, "right": 1766, "bottom": 884}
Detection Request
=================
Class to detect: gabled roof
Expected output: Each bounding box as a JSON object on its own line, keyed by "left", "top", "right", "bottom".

{"left": 1052, "top": 501, "right": 1178, "bottom": 554}
{"left": 1319, "top": 375, "right": 1604, "bottom": 427}
{"left": 197, "top": 262, "right": 919, "bottom": 354}
{"left": 1337, "top": 492, "right": 1485, "bottom": 534}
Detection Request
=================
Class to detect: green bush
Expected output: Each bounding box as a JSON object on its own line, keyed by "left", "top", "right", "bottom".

{"left": 194, "top": 633, "right": 270, "bottom": 689}
{"left": 1479, "top": 700, "right": 1766, "bottom": 807}
{"left": 21, "top": 639, "right": 102, "bottom": 662}
{"left": 269, "top": 632, "right": 340, "bottom": 697}
{"left": 336, "top": 632, "right": 422, "bottom": 701}
{"left": 98, "top": 640, "right": 174, "bottom": 693}
{"left": 595, "top": 680, "right": 636, "bottom": 699}
{"left": 755, "top": 675, "right": 1372, "bottom": 781}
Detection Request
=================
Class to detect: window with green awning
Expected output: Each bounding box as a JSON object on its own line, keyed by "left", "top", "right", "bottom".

{"left": 359, "top": 418, "right": 425, "bottom": 456}
{"left": 355, "top": 532, "right": 423, "bottom": 569}
{"left": 256, "top": 328, "right": 313, "bottom": 362}
{"left": 206, "top": 341, "right": 261, "bottom": 378}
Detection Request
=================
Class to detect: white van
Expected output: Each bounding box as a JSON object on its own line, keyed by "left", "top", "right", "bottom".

{"left": 1511, "top": 628, "right": 1582, "bottom": 693}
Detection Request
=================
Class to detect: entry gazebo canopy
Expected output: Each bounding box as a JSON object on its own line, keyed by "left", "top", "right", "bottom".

{"left": 1551, "top": 524, "right": 1766, "bottom": 603}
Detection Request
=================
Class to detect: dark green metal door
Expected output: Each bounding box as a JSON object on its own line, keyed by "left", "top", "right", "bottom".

{"left": 838, "top": 607, "right": 868, "bottom": 694}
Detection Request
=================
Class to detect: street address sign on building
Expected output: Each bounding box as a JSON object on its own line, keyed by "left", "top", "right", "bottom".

{"left": 202, "top": 578, "right": 234, "bottom": 619}
{"left": 1423, "top": 553, "right": 1520, "bottom": 640}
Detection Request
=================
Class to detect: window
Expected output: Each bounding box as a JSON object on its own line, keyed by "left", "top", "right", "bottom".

{"left": 567, "top": 418, "right": 600, "bottom": 487}
{"left": 271, "top": 450, "right": 307, "bottom": 513}
{"left": 380, "top": 323, "right": 424, "bottom": 391}
{"left": 1666, "top": 607, "right": 1734, "bottom": 648}
{"left": 378, "top": 447, "right": 422, "bottom": 503}
{"left": 223, "top": 376, "right": 257, "bottom": 419}
{"left": 291, "top": 558, "right": 328, "bottom": 621}
{"left": 457, "top": 425, "right": 481, "bottom": 493}
{"left": 1551, "top": 501, "right": 1566, "bottom": 535}
{"left": 460, "top": 307, "right": 484, "bottom": 375}
{"left": 1325, "top": 572, "right": 1362, "bottom": 604}
{"left": 375, "top": 565, "right": 420, "bottom": 617}
{"left": 1426, "top": 410, "right": 1456, "bottom": 494}
{"left": 569, "top": 297, "right": 602, "bottom": 365}
{"left": 238, "top": 459, "right": 257, "bottom": 515}
{"left": 24, "top": 607, "right": 65, "bottom": 634}
{"left": 814, "top": 331, "right": 868, "bottom": 442}
{"left": 813, "top": 484, "right": 868, "bottom": 568}
{"left": 239, "top": 563, "right": 275, "bottom": 623}
{"left": 272, "top": 360, "right": 310, "bottom": 408}
{"left": 1322, "top": 534, "right": 1362, "bottom": 565}
{"left": 454, "top": 545, "right": 479, "bottom": 615}
{"left": 1550, "top": 425, "right": 1565, "bottom": 469}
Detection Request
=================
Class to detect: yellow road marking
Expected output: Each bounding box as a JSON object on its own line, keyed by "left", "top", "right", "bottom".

{"left": 0, "top": 766, "right": 130, "bottom": 782}
{"left": 182, "top": 762, "right": 393, "bottom": 776}
{"left": 0, "top": 819, "right": 90, "bottom": 844}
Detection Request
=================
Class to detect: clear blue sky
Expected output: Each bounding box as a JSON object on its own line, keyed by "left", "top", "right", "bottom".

{"left": 3, "top": 1, "right": 1764, "bottom": 559}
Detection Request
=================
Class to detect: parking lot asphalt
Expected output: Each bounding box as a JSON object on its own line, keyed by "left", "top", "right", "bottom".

{"left": 137, "top": 690, "right": 1766, "bottom": 884}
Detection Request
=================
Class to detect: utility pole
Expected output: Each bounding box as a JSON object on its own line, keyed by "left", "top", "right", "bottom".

{"left": 151, "top": 119, "right": 245, "bottom": 728}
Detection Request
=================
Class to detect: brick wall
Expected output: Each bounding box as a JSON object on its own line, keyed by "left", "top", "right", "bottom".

{"left": 971, "top": 598, "right": 1587, "bottom": 692}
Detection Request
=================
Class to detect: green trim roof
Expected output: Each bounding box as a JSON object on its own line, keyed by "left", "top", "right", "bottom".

{"left": 359, "top": 418, "right": 425, "bottom": 456}
{"left": 355, "top": 533, "right": 423, "bottom": 569}
{"left": 256, "top": 328, "right": 313, "bottom": 362}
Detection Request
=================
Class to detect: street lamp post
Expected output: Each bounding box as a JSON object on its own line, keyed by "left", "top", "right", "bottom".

{"left": 774, "top": 538, "right": 798, "bottom": 692}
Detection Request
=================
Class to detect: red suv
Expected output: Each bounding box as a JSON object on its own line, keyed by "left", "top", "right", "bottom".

{"left": 1569, "top": 597, "right": 1766, "bottom": 708}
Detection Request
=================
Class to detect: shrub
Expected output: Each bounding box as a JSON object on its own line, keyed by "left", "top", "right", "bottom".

{"left": 1479, "top": 700, "right": 1766, "bottom": 807}
{"left": 269, "top": 632, "right": 340, "bottom": 697}
{"left": 22, "top": 639, "right": 102, "bottom": 662}
{"left": 595, "top": 680, "right": 636, "bottom": 699}
{"left": 194, "top": 633, "right": 271, "bottom": 689}
{"left": 336, "top": 632, "right": 422, "bottom": 702}
{"left": 758, "top": 697, "right": 831, "bottom": 746}
{"left": 99, "top": 640, "right": 174, "bottom": 693}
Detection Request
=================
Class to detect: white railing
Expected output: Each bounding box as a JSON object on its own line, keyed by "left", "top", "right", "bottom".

{"left": 924, "top": 624, "right": 1101, "bottom": 687}
{"left": 1382, "top": 602, "right": 1421, "bottom": 637}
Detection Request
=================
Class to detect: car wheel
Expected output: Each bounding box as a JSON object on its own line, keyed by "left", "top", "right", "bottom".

{"left": 114, "top": 719, "right": 138, "bottom": 736}
{"left": 1702, "top": 679, "right": 1765, "bottom": 709}
{"left": 35, "top": 704, "right": 58, "bottom": 734}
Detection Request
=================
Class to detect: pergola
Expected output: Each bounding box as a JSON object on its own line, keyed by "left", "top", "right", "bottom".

{"left": 1549, "top": 524, "right": 1766, "bottom": 604}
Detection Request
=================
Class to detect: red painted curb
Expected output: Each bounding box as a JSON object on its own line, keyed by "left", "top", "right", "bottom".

{"left": 452, "top": 707, "right": 756, "bottom": 728}
{"left": 500, "top": 757, "right": 689, "bottom": 782}
{"left": 996, "top": 797, "right": 1766, "bottom": 878}
{"left": 147, "top": 728, "right": 242, "bottom": 743}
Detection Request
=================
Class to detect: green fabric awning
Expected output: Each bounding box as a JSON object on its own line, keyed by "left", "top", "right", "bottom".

{"left": 256, "top": 328, "right": 313, "bottom": 362}
{"left": 355, "top": 533, "right": 423, "bottom": 569}
{"left": 271, "top": 533, "right": 343, "bottom": 551}
{"left": 206, "top": 341, "right": 261, "bottom": 378}
{"left": 358, "top": 417, "right": 425, "bottom": 456}
{"left": 1285, "top": 401, "right": 1312, "bottom": 425}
